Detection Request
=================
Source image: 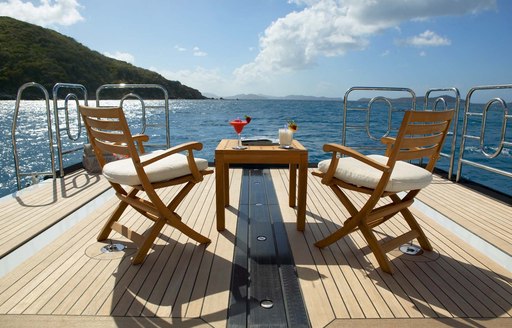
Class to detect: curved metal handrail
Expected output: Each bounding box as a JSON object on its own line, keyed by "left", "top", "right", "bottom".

{"left": 366, "top": 96, "right": 392, "bottom": 141}
{"left": 96, "top": 84, "right": 170, "bottom": 149}
{"left": 423, "top": 87, "right": 461, "bottom": 179}
{"left": 62, "top": 94, "right": 82, "bottom": 141}
{"left": 52, "top": 83, "right": 88, "bottom": 177}
{"left": 120, "top": 93, "right": 147, "bottom": 134}
{"left": 480, "top": 98, "right": 508, "bottom": 159}
{"left": 342, "top": 86, "right": 416, "bottom": 151}
{"left": 11, "top": 82, "right": 56, "bottom": 190}
{"left": 456, "top": 84, "right": 512, "bottom": 181}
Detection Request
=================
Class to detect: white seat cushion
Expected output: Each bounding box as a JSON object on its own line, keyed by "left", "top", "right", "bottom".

{"left": 317, "top": 154, "right": 432, "bottom": 192}
{"left": 102, "top": 150, "right": 209, "bottom": 186}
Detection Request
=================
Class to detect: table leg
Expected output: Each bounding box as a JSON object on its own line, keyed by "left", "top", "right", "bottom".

{"left": 215, "top": 158, "right": 225, "bottom": 231}
{"left": 223, "top": 163, "right": 230, "bottom": 206}
{"left": 297, "top": 160, "right": 307, "bottom": 231}
{"left": 289, "top": 164, "right": 297, "bottom": 207}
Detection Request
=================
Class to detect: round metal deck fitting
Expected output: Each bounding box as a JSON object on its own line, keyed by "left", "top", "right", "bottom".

{"left": 260, "top": 299, "right": 274, "bottom": 309}
{"left": 257, "top": 236, "right": 267, "bottom": 241}
{"left": 101, "top": 243, "right": 126, "bottom": 253}
{"left": 399, "top": 244, "right": 423, "bottom": 256}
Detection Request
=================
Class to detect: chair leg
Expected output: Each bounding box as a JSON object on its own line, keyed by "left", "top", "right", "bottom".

{"left": 131, "top": 218, "right": 167, "bottom": 265}
{"left": 400, "top": 207, "right": 433, "bottom": 251}
{"left": 389, "top": 194, "right": 433, "bottom": 251}
{"left": 132, "top": 201, "right": 210, "bottom": 265}
{"left": 314, "top": 212, "right": 362, "bottom": 248}
{"left": 359, "top": 222, "right": 393, "bottom": 274}
{"left": 331, "top": 185, "right": 358, "bottom": 216}
{"left": 168, "top": 212, "right": 211, "bottom": 244}
{"left": 97, "top": 201, "right": 129, "bottom": 241}
{"left": 316, "top": 186, "right": 379, "bottom": 248}
{"left": 167, "top": 181, "right": 195, "bottom": 212}
{"left": 97, "top": 189, "right": 138, "bottom": 241}
{"left": 149, "top": 182, "right": 211, "bottom": 244}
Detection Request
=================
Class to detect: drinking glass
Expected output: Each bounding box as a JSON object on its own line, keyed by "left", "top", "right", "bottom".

{"left": 230, "top": 119, "right": 248, "bottom": 149}
{"left": 279, "top": 128, "right": 293, "bottom": 148}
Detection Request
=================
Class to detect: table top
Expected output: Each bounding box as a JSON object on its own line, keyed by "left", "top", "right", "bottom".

{"left": 215, "top": 139, "right": 307, "bottom": 153}
{"left": 215, "top": 139, "right": 308, "bottom": 165}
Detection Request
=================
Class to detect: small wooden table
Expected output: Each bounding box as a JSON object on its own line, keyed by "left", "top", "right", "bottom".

{"left": 215, "top": 139, "right": 308, "bottom": 231}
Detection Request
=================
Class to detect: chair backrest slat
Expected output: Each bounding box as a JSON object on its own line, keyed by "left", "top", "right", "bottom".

{"left": 94, "top": 139, "right": 131, "bottom": 156}
{"left": 84, "top": 117, "right": 124, "bottom": 132}
{"left": 400, "top": 134, "right": 445, "bottom": 149}
{"left": 79, "top": 105, "right": 138, "bottom": 168}
{"left": 407, "top": 109, "right": 454, "bottom": 122}
{"left": 89, "top": 129, "right": 126, "bottom": 144}
{"left": 404, "top": 121, "right": 449, "bottom": 135}
{"left": 80, "top": 106, "right": 124, "bottom": 118}
{"left": 396, "top": 147, "right": 437, "bottom": 161}
{"left": 391, "top": 109, "right": 455, "bottom": 170}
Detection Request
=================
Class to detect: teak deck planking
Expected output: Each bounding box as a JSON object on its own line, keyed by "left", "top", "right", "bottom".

{"left": 416, "top": 175, "right": 511, "bottom": 256}
{"left": 0, "top": 170, "right": 111, "bottom": 258}
{"left": 0, "top": 167, "right": 510, "bottom": 327}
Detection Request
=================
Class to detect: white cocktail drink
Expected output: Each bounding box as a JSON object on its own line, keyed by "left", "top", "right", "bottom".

{"left": 279, "top": 128, "right": 293, "bottom": 147}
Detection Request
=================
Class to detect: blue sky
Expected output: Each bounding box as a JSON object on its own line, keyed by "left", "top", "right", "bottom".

{"left": 1, "top": 0, "right": 511, "bottom": 98}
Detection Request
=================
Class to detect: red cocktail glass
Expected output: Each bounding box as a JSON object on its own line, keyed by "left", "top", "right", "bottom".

{"left": 229, "top": 119, "right": 249, "bottom": 149}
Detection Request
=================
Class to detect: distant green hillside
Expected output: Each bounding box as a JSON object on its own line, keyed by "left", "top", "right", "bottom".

{"left": 0, "top": 16, "right": 205, "bottom": 100}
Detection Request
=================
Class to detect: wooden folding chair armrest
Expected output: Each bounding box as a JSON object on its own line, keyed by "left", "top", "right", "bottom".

{"left": 380, "top": 137, "right": 396, "bottom": 156}
{"left": 380, "top": 137, "right": 395, "bottom": 145}
{"left": 322, "top": 143, "right": 391, "bottom": 171}
{"left": 133, "top": 134, "right": 149, "bottom": 153}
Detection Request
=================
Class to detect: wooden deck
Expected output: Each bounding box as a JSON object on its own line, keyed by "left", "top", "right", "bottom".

{"left": 0, "top": 167, "right": 510, "bottom": 327}
{"left": 0, "top": 170, "right": 111, "bottom": 258}
{"left": 416, "top": 175, "right": 511, "bottom": 257}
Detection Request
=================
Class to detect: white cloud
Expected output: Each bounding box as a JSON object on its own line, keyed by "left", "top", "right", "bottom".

{"left": 174, "top": 45, "right": 207, "bottom": 57}
{"left": 400, "top": 30, "right": 451, "bottom": 47}
{"left": 234, "top": 0, "right": 495, "bottom": 84}
{"left": 0, "top": 0, "right": 84, "bottom": 27}
{"left": 104, "top": 51, "right": 135, "bottom": 64}
{"left": 193, "top": 46, "right": 208, "bottom": 57}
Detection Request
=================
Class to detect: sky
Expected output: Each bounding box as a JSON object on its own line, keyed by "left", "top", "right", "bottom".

{"left": 1, "top": 0, "right": 511, "bottom": 99}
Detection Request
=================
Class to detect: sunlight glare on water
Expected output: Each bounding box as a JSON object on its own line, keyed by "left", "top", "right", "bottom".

{"left": 0, "top": 99, "right": 510, "bottom": 197}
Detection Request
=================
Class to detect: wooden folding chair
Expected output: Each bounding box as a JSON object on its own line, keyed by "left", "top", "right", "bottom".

{"left": 79, "top": 105, "right": 213, "bottom": 264}
{"left": 313, "top": 110, "right": 455, "bottom": 273}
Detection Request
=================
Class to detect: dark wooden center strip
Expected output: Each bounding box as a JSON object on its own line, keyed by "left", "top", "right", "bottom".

{"left": 228, "top": 167, "right": 309, "bottom": 327}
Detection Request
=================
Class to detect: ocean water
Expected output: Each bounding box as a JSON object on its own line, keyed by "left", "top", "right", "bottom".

{"left": 0, "top": 99, "right": 510, "bottom": 198}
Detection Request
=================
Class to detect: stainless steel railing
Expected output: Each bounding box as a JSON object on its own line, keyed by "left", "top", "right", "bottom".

{"left": 342, "top": 86, "right": 416, "bottom": 152}
{"left": 52, "top": 83, "right": 89, "bottom": 177}
{"left": 423, "top": 88, "right": 461, "bottom": 178}
{"left": 96, "top": 84, "right": 171, "bottom": 149}
{"left": 456, "top": 84, "right": 512, "bottom": 181}
{"left": 9, "top": 82, "right": 510, "bottom": 194}
{"left": 10, "top": 82, "right": 172, "bottom": 190}
{"left": 342, "top": 86, "right": 462, "bottom": 179}
{"left": 11, "top": 82, "right": 56, "bottom": 190}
